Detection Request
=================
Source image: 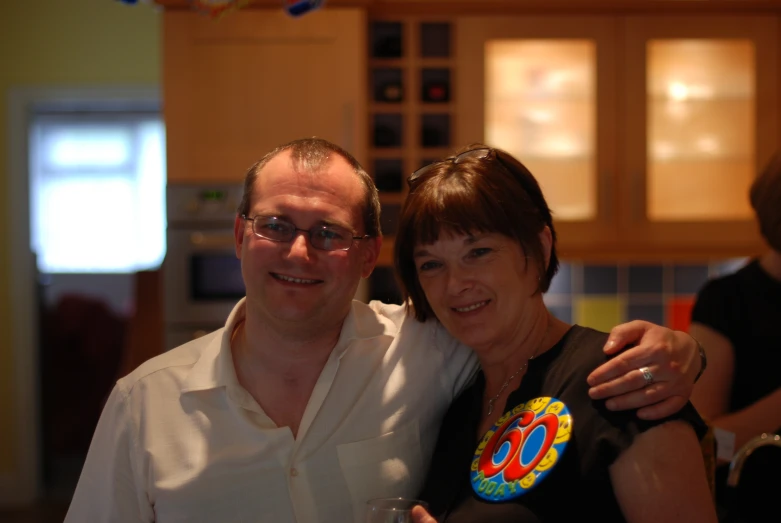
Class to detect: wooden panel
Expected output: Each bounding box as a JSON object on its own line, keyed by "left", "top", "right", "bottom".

{"left": 621, "top": 15, "right": 778, "bottom": 254}
{"left": 118, "top": 270, "right": 165, "bottom": 377}
{"left": 455, "top": 15, "right": 620, "bottom": 251}
{"left": 369, "top": 1, "right": 781, "bottom": 16}
{"left": 164, "top": 8, "right": 367, "bottom": 182}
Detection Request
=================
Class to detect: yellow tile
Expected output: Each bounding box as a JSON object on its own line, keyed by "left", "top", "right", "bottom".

{"left": 574, "top": 296, "right": 625, "bottom": 333}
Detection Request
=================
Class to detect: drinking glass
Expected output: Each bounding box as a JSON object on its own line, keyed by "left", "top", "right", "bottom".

{"left": 364, "top": 497, "right": 429, "bottom": 523}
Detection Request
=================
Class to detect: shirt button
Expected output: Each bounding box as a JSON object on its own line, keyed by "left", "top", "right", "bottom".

{"left": 290, "top": 467, "right": 298, "bottom": 477}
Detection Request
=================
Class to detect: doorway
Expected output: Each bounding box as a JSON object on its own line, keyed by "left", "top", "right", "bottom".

{"left": 6, "top": 87, "right": 164, "bottom": 505}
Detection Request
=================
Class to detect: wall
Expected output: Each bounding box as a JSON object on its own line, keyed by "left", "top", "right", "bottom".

{"left": 0, "top": 0, "right": 160, "bottom": 488}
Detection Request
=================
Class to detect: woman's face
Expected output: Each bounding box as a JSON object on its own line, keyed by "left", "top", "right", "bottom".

{"left": 413, "top": 230, "right": 548, "bottom": 354}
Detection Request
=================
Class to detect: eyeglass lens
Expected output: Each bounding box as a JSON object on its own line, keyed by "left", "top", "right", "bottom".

{"left": 250, "top": 216, "right": 355, "bottom": 251}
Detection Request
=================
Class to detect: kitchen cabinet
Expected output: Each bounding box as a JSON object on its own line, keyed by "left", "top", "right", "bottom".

{"left": 163, "top": 8, "right": 367, "bottom": 183}
{"left": 456, "top": 14, "right": 779, "bottom": 260}
{"left": 159, "top": 1, "right": 781, "bottom": 259}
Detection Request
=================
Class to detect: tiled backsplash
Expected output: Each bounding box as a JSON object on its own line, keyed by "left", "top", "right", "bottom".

{"left": 544, "top": 258, "right": 750, "bottom": 332}
{"left": 368, "top": 258, "right": 751, "bottom": 332}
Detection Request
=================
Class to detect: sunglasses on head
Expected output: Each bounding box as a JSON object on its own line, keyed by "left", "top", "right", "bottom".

{"left": 407, "top": 148, "right": 494, "bottom": 184}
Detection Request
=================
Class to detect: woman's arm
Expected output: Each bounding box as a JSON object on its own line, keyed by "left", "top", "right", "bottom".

{"left": 610, "top": 420, "right": 717, "bottom": 522}
{"left": 691, "top": 322, "right": 781, "bottom": 450}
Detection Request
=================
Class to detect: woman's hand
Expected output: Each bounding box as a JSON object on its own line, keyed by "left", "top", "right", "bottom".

{"left": 411, "top": 505, "right": 437, "bottom": 523}
{"left": 586, "top": 320, "right": 701, "bottom": 420}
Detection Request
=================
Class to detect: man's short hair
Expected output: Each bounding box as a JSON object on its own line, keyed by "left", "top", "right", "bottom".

{"left": 237, "top": 137, "right": 381, "bottom": 237}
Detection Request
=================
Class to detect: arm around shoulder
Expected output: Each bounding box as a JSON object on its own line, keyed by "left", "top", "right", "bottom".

{"left": 64, "top": 383, "right": 153, "bottom": 523}
{"left": 609, "top": 420, "right": 718, "bottom": 523}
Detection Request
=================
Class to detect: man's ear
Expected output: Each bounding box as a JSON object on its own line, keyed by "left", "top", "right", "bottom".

{"left": 234, "top": 214, "right": 245, "bottom": 258}
{"left": 361, "top": 236, "right": 382, "bottom": 278}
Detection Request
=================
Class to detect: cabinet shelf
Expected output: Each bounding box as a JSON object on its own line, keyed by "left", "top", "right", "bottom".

{"left": 369, "top": 58, "right": 406, "bottom": 68}
{"left": 370, "top": 103, "right": 405, "bottom": 112}
{"left": 368, "top": 16, "right": 455, "bottom": 259}
{"left": 369, "top": 147, "right": 405, "bottom": 158}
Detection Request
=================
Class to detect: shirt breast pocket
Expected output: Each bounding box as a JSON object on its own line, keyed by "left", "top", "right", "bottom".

{"left": 337, "top": 420, "right": 425, "bottom": 522}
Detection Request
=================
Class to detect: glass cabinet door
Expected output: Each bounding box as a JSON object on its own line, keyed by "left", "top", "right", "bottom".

{"left": 456, "top": 16, "right": 619, "bottom": 254}
{"left": 622, "top": 15, "right": 778, "bottom": 254}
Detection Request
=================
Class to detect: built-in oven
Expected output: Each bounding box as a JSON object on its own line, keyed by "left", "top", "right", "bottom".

{"left": 163, "top": 184, "right": 368, "bottom": 350}
{"left": 164, "top": 184, "right": 246, "bottom": 350}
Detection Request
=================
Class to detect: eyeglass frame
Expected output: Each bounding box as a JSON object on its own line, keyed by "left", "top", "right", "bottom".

{"left": 241, "top": 214, "right": 369, "bottom": 252}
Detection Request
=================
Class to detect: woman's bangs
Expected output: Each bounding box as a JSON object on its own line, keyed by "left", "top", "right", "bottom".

{"left": 412, "top": 179, "right": 503, "bottom": 245}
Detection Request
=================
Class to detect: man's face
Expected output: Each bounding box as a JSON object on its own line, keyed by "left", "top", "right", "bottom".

{"left": 234, "top": 150, "right": 380, "bottom": 333}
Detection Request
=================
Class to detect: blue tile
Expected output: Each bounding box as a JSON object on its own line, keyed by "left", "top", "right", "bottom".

{"left": 673, "top": 264, "right": 710, "bottom": 295}
{"left": 548, "top": 305, "right": 572, "bottom": 323}
{"left": 547, "top": 262, "right": 571, "bottom": 295}
{"left": 583, "top": 265, "right": 618, "bottom": 294}
{"left": 628, "top": 265, "right": 664, "bottom": 294}
{"left": 627, "top": 304, "right": 665, "bottom": 326}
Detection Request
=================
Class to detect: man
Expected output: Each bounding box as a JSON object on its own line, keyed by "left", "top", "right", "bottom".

{"left": 65, "top": 138, "right": 705, "bottom": 522}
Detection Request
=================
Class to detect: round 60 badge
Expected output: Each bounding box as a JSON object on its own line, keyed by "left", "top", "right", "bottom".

{"left": 471, "top": 396, "right": 572, "bottom": 501}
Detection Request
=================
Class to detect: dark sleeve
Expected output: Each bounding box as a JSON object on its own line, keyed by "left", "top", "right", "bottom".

{"left": 690, "top": 277, "right": 736, "bottom": 342}
{"left": 561, "top": 329, "right": 708, "bottom": 476}
{"left": 588, "top": 401, "right": 708, "bottom": 473}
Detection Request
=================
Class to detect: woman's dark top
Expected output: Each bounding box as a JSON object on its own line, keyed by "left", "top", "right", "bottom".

{"left": 418, "top": 325, "right": 707, "bottom": 523}
{"left": 691, "top": 259, "right": 781, "bottom": 414}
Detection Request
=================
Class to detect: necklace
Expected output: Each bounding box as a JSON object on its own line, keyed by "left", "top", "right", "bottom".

{"left": 485, "top": 324, "right": 550, "bottom": 416}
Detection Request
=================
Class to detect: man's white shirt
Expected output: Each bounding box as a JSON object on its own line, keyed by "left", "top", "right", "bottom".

{"left": 65, "top": 299, "right": 478, "bottom": 523}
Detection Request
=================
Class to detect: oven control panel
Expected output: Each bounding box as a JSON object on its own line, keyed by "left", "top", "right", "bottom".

{"left": 167, "top": 184, "right": 244, "bottom": 226}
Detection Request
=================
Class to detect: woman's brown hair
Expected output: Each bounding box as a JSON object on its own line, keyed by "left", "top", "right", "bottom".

{"left": 394, "top": 144, "right": 559, "bottom": 322}
{"left": 750, "top": 152, "right": 781, "bottom": 252}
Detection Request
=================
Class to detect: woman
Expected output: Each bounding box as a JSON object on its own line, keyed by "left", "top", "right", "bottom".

{"left": 689, "top": 152, "right": 781, "bottom": 502}
{"left": 393, "top": 145, "right": 717, "bottom": 522}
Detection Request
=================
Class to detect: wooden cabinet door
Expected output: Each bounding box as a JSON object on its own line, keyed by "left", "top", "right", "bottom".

{"left": 455, "top": 16, "right": 620, "bottom": 257}
{"left": 621, "top": 15, "right": 779, "bottom": 257}
{"left": 164, "top": 8, "right": 367, "bottom": 183}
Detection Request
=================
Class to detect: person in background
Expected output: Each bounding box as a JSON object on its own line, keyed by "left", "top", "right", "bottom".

{"left": 689, "top": 152, "right": 781, "bottom": 498}
{"left": 65, "top": 138, "right": 706, "bottom": 523}
{"left": 392, "top": 145, "right": 717, "bottom": 522}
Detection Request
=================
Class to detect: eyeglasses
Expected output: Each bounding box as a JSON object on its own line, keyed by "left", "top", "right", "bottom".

{"left": 408, "top": 148, "right": 492, "bottom": 184}
{"left": 242, "top": 215, "right": 368, "bottom": 251}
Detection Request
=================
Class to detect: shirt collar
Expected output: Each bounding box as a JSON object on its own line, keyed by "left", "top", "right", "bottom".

{"left": 181, "top": 298, "right": 394, "bottom": 394}
{"left": 181, "top": 299, "right": 247, "bottom": 394}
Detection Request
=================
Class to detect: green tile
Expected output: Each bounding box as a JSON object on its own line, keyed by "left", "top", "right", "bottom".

{"left": 574, "top": 296, "right": 625, "bottom": 333}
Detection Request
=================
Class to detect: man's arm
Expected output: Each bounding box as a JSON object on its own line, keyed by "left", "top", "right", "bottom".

{"left": 586, "top": 321, "right": 702, "bottom": 420}
{"left": 65, "top": 384, "right": 152, "bottom": 523}
{"left": 690, "top": 322, "right": 781, "bottom": 450}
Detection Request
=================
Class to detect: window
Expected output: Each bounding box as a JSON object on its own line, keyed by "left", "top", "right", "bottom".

{"left": 29, "top": 112, "right": 166, "bottom": 273}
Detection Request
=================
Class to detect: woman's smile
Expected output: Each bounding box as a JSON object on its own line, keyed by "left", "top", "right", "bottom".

{"left": 452, "top": 300, "right": 491, "bottom": 313}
